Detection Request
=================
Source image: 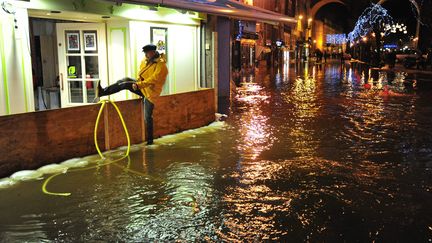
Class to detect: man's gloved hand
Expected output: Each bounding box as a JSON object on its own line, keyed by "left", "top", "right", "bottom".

{"left": 132, "top": 83, "right": 138, "bottom": 90}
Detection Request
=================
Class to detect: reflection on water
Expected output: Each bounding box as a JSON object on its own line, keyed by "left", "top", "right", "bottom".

{"left": 236, "top": 81, "right": 273, "bottom": 160}
{"left": 1, "top": 64, "right": 432, "bottom": 242}
{"left": 284, "top": 63, "right": 321, "bottom": 157}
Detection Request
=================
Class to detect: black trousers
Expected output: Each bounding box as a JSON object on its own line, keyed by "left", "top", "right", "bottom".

{"left": 100, "top": 78, "right": 154, "bottom": 143}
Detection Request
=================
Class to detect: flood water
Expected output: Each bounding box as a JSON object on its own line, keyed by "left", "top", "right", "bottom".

{"left": 1, "top": 63, "right": 431, "bottom": 242}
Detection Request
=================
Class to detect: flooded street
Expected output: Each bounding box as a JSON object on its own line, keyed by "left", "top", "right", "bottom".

{"left": 1, "top": 63, "right": 432, "bottom": 242}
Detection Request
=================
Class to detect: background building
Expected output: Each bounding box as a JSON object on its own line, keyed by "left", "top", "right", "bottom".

{"left": 234, "top": 0, "right": 297, "bottom": 69}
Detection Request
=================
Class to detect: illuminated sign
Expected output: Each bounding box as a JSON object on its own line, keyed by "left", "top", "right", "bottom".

{"left": 383, "top": 44, "right": 397, "bottom": 49}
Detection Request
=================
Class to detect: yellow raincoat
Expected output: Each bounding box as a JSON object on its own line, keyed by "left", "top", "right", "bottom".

{"left": 136, "top": 53, "right": 168, "bottom": 103}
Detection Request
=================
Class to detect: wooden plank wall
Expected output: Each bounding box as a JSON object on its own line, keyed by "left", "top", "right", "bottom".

{"left": 0, "top": 105, "right": 106, "bottom": 178}
{"left": 106, "top": 99, "right": 144, "bottom": 150}
{"left": 153, "top": 88, "right": 216, "bottom": 138}
{"left": 0, "top": 89, "right": 215, "bottom": 178}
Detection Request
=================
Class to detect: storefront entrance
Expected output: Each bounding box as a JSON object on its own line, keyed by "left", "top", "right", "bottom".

{"left": 29, "top": 13, "right": 108, "bottom": 110}
{"left": 56, "top": 23, "right": 107, "bottom": 107}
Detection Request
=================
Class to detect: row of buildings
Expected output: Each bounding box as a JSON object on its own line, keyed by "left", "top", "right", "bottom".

{"left": 0, "top": 0, "right": 345, "bottom": 116}
{"left": 233, "top": 0, "right": 346, "bottom": 68}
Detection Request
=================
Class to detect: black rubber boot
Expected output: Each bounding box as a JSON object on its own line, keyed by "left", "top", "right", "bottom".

{"left": 93, "top": 81, "right": 103, "bottom": 102}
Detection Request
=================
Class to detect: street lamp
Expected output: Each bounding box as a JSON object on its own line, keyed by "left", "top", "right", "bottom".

{"left": 306, "top": 18, "right": 313, "bottom": 59}
{"left": 296, "top": 15, "right": 314, "bottom": 62}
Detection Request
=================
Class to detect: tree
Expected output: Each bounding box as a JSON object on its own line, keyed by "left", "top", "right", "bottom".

{"left": 348, "top": 4, "right": 394, "bottom": 66}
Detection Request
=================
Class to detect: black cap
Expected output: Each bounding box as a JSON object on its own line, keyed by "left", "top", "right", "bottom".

{"left": 142, "top": 44, "right": 157, "bottom": 53}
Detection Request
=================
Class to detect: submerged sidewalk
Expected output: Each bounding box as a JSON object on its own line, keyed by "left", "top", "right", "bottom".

{"left": 378, "top": 64, "right": 432, "bottom": 77}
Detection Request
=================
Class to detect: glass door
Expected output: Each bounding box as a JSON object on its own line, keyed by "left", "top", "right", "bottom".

{"left": 56, "top": 23, "right": 107, "bottom": 107}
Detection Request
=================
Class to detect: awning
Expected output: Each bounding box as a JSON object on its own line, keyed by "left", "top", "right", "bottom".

{"left": 113, "top": 0, "right": 297, "bottom": 25}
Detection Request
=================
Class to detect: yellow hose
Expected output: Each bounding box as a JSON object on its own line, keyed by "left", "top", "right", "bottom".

{"left": 94, "top": 100, "right": 131, "bottom": 159}
{"left": 42, "top": 100, "right": 131, "bottom": 196}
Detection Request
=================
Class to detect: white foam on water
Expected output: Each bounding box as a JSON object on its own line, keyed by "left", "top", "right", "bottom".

{"left": 130, "top": 145, "right": 144, "bottom": 152}
{"left": 118, "top": 145, "right": 129, "bottom": 151}
{"left": 114, "top": 145, "right": 142, "bottom": 153}
{"left": 83, "top": 154, "right": 100, "bottom": 161}
{"left": 156, "top": 133, "right": 192, "bottom": 145}
{"left": 10, "top": 170, "right": 44, "bottom": 181}
{"left": 207, "top": 121, "right": 226, "bottom": 128}
{"left": 107, "top": 150, "right": 127, "bottom": 157}
{"left": 37, "top": 164, "right": 68, "bottom": 174}
{"left": 60, "top": 159, "right": 89, "bottom": 168}
{"left": 61, "top": 158, "right": 81, "bottom": 164}
{"left": 146, "top": 144, "right": 160, "bottom": 149}
{"left": 154, "top": 121, "right": 226, "bottom": 146}
{"left": 0, "top": 178, "right": 16, "bottom": 189}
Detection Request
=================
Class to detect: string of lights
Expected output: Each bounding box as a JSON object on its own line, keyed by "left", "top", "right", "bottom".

{"left": 385, "top": 23, "right": 408, "bottom": 34}
{"left": 348, "top": 3, "right": 394, "bottom": 43}
{"left": 326, "top": 34, "right": 347, "bottom": 45}
{"left": 236, "top": 20, "right": 244, "bottom": 41}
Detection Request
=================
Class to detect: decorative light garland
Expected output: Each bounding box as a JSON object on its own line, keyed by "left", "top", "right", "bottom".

{"left": 236, "top": 20, "right": 244, "bottom": 41}
{"left": 385, "top": 22, "right": 408, "bottom": 34}
{"left": 326, "top": 34, "right": 347, "bottom": 45}
{"left": 348, "top": 3, "right": 395, "bottom": 43}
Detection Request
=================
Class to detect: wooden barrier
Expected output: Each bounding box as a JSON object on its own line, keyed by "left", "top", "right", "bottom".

{"left": 0, "top": 89, "right": 215, "bottom": 178}
{"left": 105, "top": 99, "right": 144, "bottom": 150}
{"left": 0, "top": 105, "right": 106, "bottom": 178}
{"left": 153, "top": 89, "right": 216, "bottom": 138}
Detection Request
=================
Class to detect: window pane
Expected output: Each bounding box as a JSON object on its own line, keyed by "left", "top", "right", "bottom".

{"left": 84, "top": 56, "right": 99, "bottom": 78}
{"left": 69, "top": 81, "right": 83, "bottom": 103}
{"left": 67, "top": 56, "right": 82, "bottom": 79}
{"left": 86, "top": 80, "right": 98, "bottom": 103}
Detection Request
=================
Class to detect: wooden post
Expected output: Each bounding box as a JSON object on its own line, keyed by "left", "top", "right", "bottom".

{"left": 103, "top": 104, "right": 110, "bottom": 151}
{"left": 140, "top": 99, "right": 146, "bottom": 142}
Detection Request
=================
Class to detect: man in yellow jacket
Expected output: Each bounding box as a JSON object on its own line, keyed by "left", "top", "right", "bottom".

{"left": 95, "top": 44, "right": 168, "bottom": 145}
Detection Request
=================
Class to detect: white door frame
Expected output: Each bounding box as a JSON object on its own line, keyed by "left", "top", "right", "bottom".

{"left": 56, "top": 23, "right": 107, "bottom": 107}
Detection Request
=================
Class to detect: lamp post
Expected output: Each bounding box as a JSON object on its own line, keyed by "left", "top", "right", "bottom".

{"left": 308, "top": 17, "right": 313, "bottom": 38}
{"left": 296, "top": 15, "right": 303, "bottom": 61}
{"left": 305, "top": 18, "right": 313, "bottom": 61}
{"left": 296, "top": 14, "right": 314, "bottom": 62}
